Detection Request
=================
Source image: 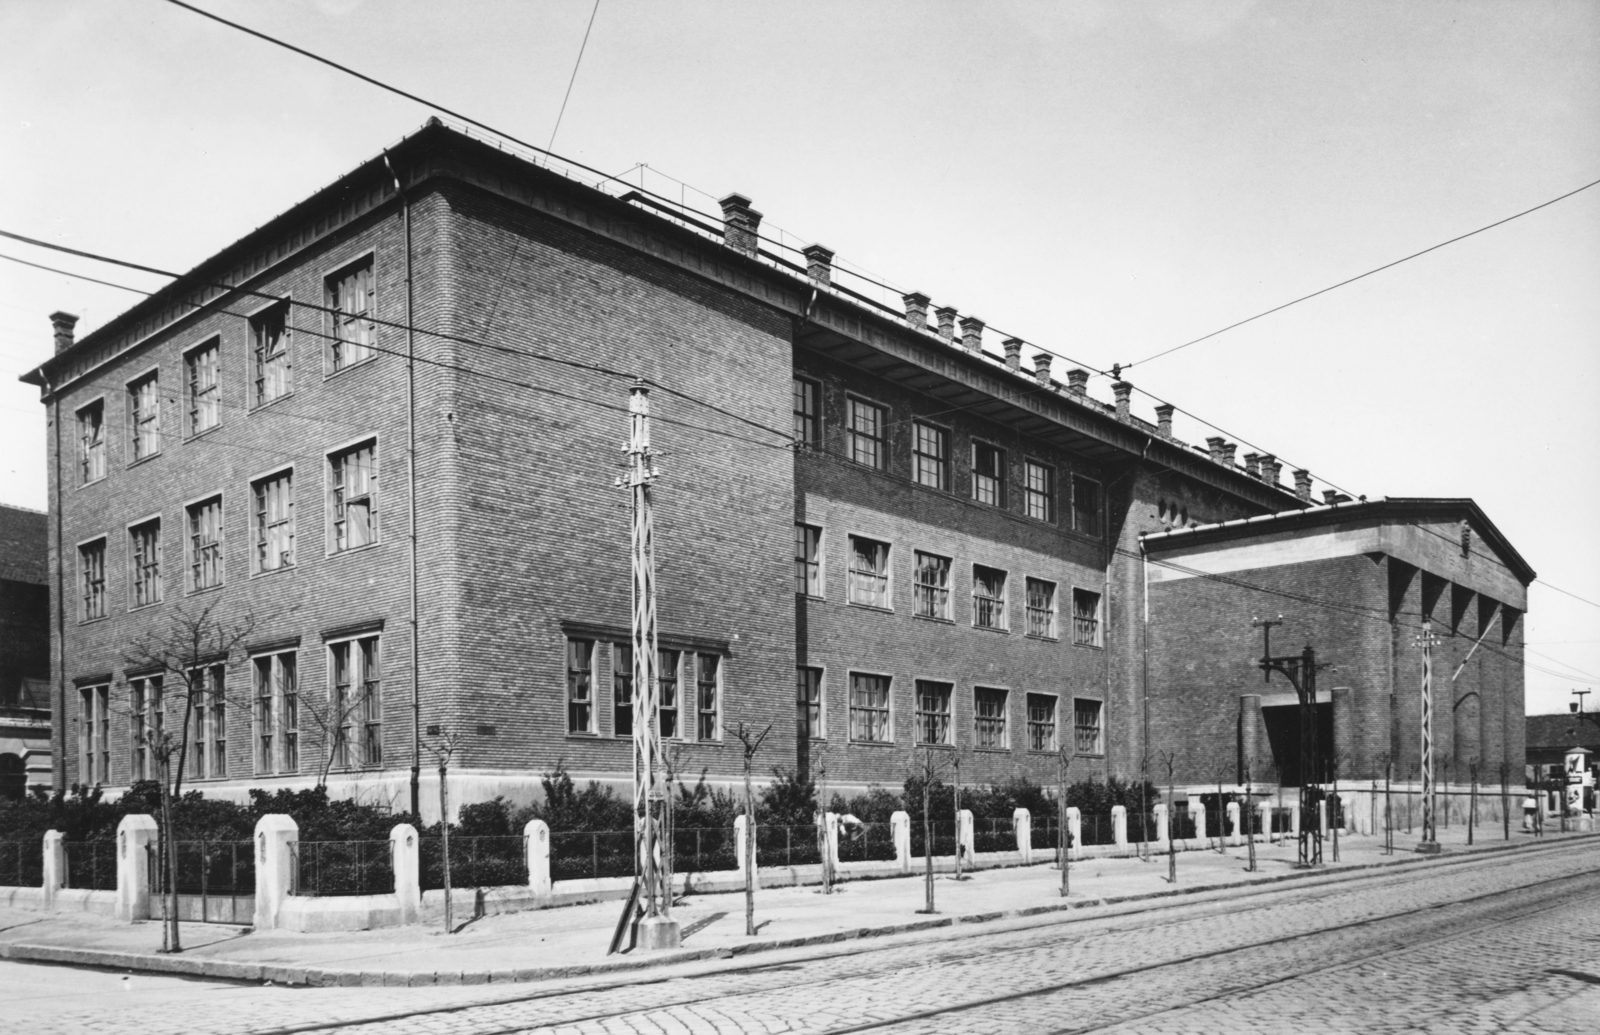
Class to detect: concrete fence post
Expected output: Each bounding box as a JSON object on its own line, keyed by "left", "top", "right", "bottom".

{"left": 957, "top": 809, "right": 975, "bottom": 863}
{"left": 1013, "top": 808, "right": 1031, "bottom": 863}
{"left": 390, "top": 823, "right": 420, "bottom": 925}
{"left": 1189, "top": 801, "right": 1206, "bottom": 844}
{"left": 1153, "top": 803, "right": 1169, "bottom": 849}
{"left": 1065, "top": 807, "right": 1083, "bottom": 860}
{"left": 1291, "top": 802, "right": 1302, "bottom": 841}
{"left": 1226, "top": 802, "right": 1242, "bottom": 846}
{"left": 115, "top": 814, "right": 158, "bottom": 921}
{"left": 823, "top": 812, "right": 841, "bottom": 869}
{"left": 253, "top": 814, "right": 298, "bottom": 931}
{"left": 41, "top": 830, "right": 65, "bottom": 909}
{"left": 525, "top": 819, "right": 551, "bottom": 896}
{"left": 1318, "top": 799, "right": 1329, "bottom": 838}
{"left": 1111, "top": 805, "right": 1127, "bottom": 848}
{"left": 1258, "top": 802, "right": 1273, "bottom": 845}
{"left": 890, "top": 811, "right": 911, "bottom": 873}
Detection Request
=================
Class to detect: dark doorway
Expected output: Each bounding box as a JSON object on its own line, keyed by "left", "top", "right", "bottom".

{"left": 1261, "top": 703, "right": 1334, "bottom": 786}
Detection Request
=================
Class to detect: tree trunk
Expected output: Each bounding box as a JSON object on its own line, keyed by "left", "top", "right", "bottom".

{"left": 440, "top": 764, "right": 453, "bottom": 934}
{"left": 922, "top": 766, "right": 934, "bottom": 913}
{"left": 159, "top": 757, "right": 181, "bottom": 953}
{"left": 743, "top": 752, "right": 755, "bottom": 936}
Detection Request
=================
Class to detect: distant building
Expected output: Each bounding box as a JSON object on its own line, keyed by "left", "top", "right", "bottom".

{"left": 1525, "top": 713, "right": 1600, "bottom": 772}
{"left": 0, "top": 503, "right": 51, "bottom": 798}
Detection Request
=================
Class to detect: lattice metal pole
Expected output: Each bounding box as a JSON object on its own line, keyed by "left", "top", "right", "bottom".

{"left": 1417, "top": 618, "right": 1440, "bottom": 853}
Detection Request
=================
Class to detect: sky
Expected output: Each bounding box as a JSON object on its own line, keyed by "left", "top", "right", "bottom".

{"left": 1, "top": 1, "right": 1596, "bottom": 714}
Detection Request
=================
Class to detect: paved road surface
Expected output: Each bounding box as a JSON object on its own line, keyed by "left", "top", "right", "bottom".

{"left": 6, "top": 839, "right": 1598, "bottom": 1034}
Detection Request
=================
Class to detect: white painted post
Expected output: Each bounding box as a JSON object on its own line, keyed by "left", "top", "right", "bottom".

{"left": 957, "top": 809, "right": 975, "bottom": 864}
{"left": 525, "top": 819, "right": 551, "bottom": 896}
{"left": 1258, "top": 803, "right": 1273, "bottom": 845}
{"left": 823, "top": 812, "right": 841, "bottom": 869}
{"left": 1153, "top": 803, "right": 1169, "bottom": 849}
{"left": 390, "top": 823, "right": 421, "bottom": 925}
{"left": 1318, "top": 799, "right": 1329, "bottom": 838}
{"left": 115, "top": 814, "right": 158, "bottom": 921}
{"left": 1065, "top": 807, "right": 1083, "bottom": 860}
{"left": 41, "top": 830, "right": 65, "bottom": 909}
{"left": 1189, "top": 801, "right": 1206, "bottom": 844}
{"left": 1111, "top": 805, "right": 1128, "bottom": 848}
{"left": 1013, "top": 808, "right": 1032, "bottom": 864}
{"left": 890, "top": 811, "right": 911, "bottom": 873}
{"left": 1291, "top": 802, "right": 1302, "bottom": 842}
{"left": 253, "top": 814, "right": 298, "bottom": 931}
{"left": 1226, "top": 802, "right": 1243, "bottom": 846}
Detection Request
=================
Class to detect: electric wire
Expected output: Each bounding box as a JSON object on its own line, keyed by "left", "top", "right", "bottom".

{"left": 546, "top": 0, "right": 601, "bottom": 153}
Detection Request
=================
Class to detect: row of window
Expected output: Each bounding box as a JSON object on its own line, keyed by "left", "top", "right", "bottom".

{"left": 795, "top": 668, "right": 1105, "bottom": 754}
{"left": 74, "top": 258, "right": 376, "bottom": 486}
{"left": 795, "top": 525, "right": 1103, "bottom": 645}
{"left": 566, "top": 638, "right": 724, "bottom": 741}
{"left": 75, "top": 635, "right": 382, "bottom": 786}
{"left": 76, "top": 440, "right": 377, "bottom": 619}
{"left": 793, "top": 378, "right": 1102, "bottom": 535}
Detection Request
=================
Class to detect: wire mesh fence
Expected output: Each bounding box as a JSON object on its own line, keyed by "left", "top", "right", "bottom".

{"left": 1078, "top": 812, "right": 1116, "bottom": 847}
{"left": 756, "top": 824, "right": 824, "bottom": 868}
{"left": 0, "top": 840, "right": 42, "bottom": 887}
{"left": 1031, "top": 815, "right": 1062, "bottom": 852}
{"left": 289, "top": 840, "right": 392, "bottom": 897}
{"left": 1170, "top": 810, "right": 1198, "bottom": 840}
{"left": 420, "top": 835, "right": 528, "bottom": 891}
{"left": 670, "top": 826, "right": 739, "bottom": 874}
{"left": 549, "top": 830, "right": 634, "bottom": 882}
{"left": 972, "top": 816, "right": 1016, "bottom": 853}
{"left": 908, "top": 819, "right": 959, "bottom": 858}
{"left": 63, "top": 840, "right": 117, "bottom": 890}
{"left": 835, "top": 821, "right": 897, "bottom": 863}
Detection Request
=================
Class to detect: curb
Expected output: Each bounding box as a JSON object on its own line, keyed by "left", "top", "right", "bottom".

{"left": 2, "top": 832, "right": 1591, "bottom": 987}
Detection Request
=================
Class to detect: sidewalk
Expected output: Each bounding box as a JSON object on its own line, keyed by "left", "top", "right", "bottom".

{"left": 1, "top": 825, "right": 1590, "bottom": 987}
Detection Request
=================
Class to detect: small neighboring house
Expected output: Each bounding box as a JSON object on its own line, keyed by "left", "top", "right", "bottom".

{"left": 0, "top": 503, "right": 50, "bottom": 798}
{"left": 1525, "top": 713, "right": 1600, "bottom": 772}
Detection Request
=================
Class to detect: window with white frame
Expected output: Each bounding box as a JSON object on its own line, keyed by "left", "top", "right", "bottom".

{"left": 1025, "top": 577, "right": 1057, "bottom": 639}
{"left": 129, "top": 675, "right": 162, "bottom": 781}
{"left": 848, "top": 535, "right": 891, "bottom": 609}
{"left": 187, "top": 664, "right": 228, "bottom": 779}
{"left": 329, "top": 440, "right": 378, "bottom": 551}
{"left": 913, "top": 421, "right": 949, "bottom": 490}
{"left": 847, "top": 398, "right": 886, "bottom": 469}
{"left": 79, "top": 539, "right": 106, "bottom": 621}
{"left": 972, "top": 441, "right": 1004, "bottom": 506}
{"left": 1023, "top": 460, "right": 1054, "bottom": 521}
{"left": 974, "top": 687, "right": 1008, "bottom": 749}
{"left": 253, "top": 652, "right": 298, "bottom": 775}
{"left": 1072, "top": 588, "right": 1102, "bottom": 647}
{"left": 330, "top": 635, "right": 381, "bottom": 768}
{"left": 1072, "top": 475, "right": 1101, "bottom": 537}
{"left": 78, "top": 684, "right": 110, "bottom": 785}
{"left": 613, "top": 643, "right": 634, "bottom": 737}
{"left": 658, "top": 648, "right": 681, "bottom": 739}
{"left": 848, "top": 672, "right": 891, "bottom": 743}
{"left": 972, "top": 564, "right": 1007, "bottom": 630}
{"left": 566, "top": 638, "right": 595, "bottom": 734}
{"left": 913, "top": 550, "right": 951, "bottom": 620}
{"left": 793, "top": 377, "right": 820, "bottom": 448}
{"left": 129, "top": 372, "right": 161, "bottom": 461}
{"left": 188, "top": 496, "right": 223, "bottom": 592}
{"left": 797, "top": 666, "right": 823, "bottom": 740}
{"left": 696, "top": 653, "right": 721, "bottom": 741}
{"left": 1027, "top": 693, "right": 1058, "bottom": 752}
{"left": 252, "top": 302, "right": 291, "bottom": 404}
{"left": 253, "top": 470, "right": 294, "bottom": 572}
{"left": 186, "top": 340, "right": 220, "bottom": 436}
{"left": 327, "top": 259, "right": 376, "bottom": 371}
{"left": 1074, "top": 698, "right": 1103, "bottom": 754}
{"left": 130, "top": 519, "right": 162, "bottom": 608}
{"left": 915, "top": 680, "right": 952, "bottom": 745}
{"left": 795, "top": 523, "right": 821, "bottom": 596}
{"left": 78, "top": 401, "right": 105, "bottom": 484}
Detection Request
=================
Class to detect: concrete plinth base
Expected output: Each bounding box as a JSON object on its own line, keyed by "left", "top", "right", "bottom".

{"left": 1414, "top": 841, "right": 1442, "bottom": 855}
{"left": 634, "top": 915, "right": 681, "bottom": 951}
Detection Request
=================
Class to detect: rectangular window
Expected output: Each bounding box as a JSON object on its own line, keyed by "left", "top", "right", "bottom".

{"left": 186, "top": 664, "right": 227, "bottom": 779}
{"left": 658, "top": 649, "right": 680, "bottom": 739}
{"left": 848, "top": 535, "right": 891, "bottom": 609}
{"left": 1027, "top": 693, "right": 1058, "bottom": 752}
{"left": 253, "top": 470, "right": 294, "bottom": 573}
{"left": 79, "top": 539, "right": 106, "bottom": 621}
{"left": 128, "top": 372, "right": 161, "bottom": 461}
{"left": 1023, "top": 460, "right": 1054, "bottom": 521}
{"left": 794, "top": 523, "right": 822, "bottom": 597}
{"left": 328, "top": 260, "right": 376, "bottom": 371}
{"left": 1072, "top": 588, "right": 1103, "bottom": 647}
{"left": 848, "top": 672, "right": 891, "bottom": 743}
{"left": 613, "top": 643, "right": 634, "bottom": 737}
{"left": 129, "top": 676, "right": 162, "bottom": 781}
{"left": 130, "top": 519, "right": 163, "bottom": 608}
{"left": 972, "top": 564, "right": 1008, "bottom": 631}
{"left": 1026, "top": 577, "right": 1057, "bottom": 639}
{"left": 330, "top": 635, "right": 381, "bottom": 768}
{"left": 330, "top": 441, "right": 378, "bottom": 551}
{"left": 696, "top": 653, "right": 720, "bottom": 741}
{"left": 188, "top": 496, "right": 223, "bottom": 592}
{"left": 79, "top": 685, "right": 110, "bottom": 784}
{"left": 915, "top": 680, "right": 952, "bottom": 746}
{"left": 913, "top": 421, "right": 949, "bottom": 490}
{"left": 253, "top": 652, "right": 297, "bottom": 775}
{"left": 797, "top": 667, "right": 823, "bottom": 740}
{"left": 913, "top": 550, "right": 951, "bottom": 620}
{"left": 1072, "top": 475, "right": 1101, "bottom": 537}
{"left": 566, "top": 638, "right": 595, "bottom": 734}
{"left": 974, "top": 687, "right": 1009, "bottom": 750}
{"left": 972, "top": 441, "right": 1005, "bottom": 506}
{"left": 793, "top": 377, "right": 820, "bottom": 448}
{"left": 1074, "top": 698, "right": 1103, "bottom": 755}
{"left": 847, "top": 398, "right": 886, "bottom": 469}
{"left": 186, "top": 340, "right": 220, "bottom": 436}
{"left": 78, "top": 401, "right": 105, "bottom": 484}
{"left": 252, "top": 302, "right": 291, "bottom": 404}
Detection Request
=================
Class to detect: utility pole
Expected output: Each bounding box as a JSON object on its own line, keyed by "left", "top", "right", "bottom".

{"left": 1415, "top": 619, "right": 1442, "bottom": 854}
{"left": 1253, "top": 616, "right": 1328, "bottom": 868}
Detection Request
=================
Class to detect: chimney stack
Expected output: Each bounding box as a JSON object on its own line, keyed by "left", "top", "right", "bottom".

{"left": 1206, "top": 436, "right": 1226, "bottom": 463}
{"left": 1221, "top": 442, "right": 1237, "bottom": 467}
{"left": 1243, "top": 453, "right": 1262, "bottom": 480}
{"left": 1293, "top": 469, "right": 1313, "bottom": 501}
{"left": 1066, "top": 368, "right": 1089, "bottom": 396}
{"left": 1112, "top": 381, "right": 1133, "bottom": 421}
{"left": 1033, "top": 353, "right": 1052, "bottom": 387}
{"left": 1259, "top": 455, "right": 1281, "bottom": 486}
{"left": 1155, "top": 403, "right": 1174, "bottom": 439}
{"left": 1002, "top": 338, "right": 1023, "bottom": 372}
{"left": 50, "top": 311, "right": 79, "bottom": 355}
{"left": 902, "top": 291, "right": 931, "bottom": 331}
{"left": 802, "top": 244, "right": 834, "bottom": 286}
{"left": 1322, "top": 490, "right": 1352, "bottom": 505}
{"left": 718, "top": 193, "right": 762, "bottom": 257}
{"left": 935, "top": 306, "right": 958, "bottom": 344}
{"left": 959, "top": 315, "right": 985, "bottom": 354}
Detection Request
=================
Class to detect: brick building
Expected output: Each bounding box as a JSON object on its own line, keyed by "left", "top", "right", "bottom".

{"left": 20, "top": 120, "right": 1527, "bottom": 817}
{"left": 0, "top": 503, "right": 51, "bottom": 799}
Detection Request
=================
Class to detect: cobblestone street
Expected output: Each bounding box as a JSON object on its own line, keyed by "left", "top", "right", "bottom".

{"left": 5, "top": 838, "right": 1597, "bottom": 1035}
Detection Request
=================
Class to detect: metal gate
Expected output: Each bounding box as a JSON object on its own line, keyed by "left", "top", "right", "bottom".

{"left": 147, "top": 840, "right": 255, "bottom": 925}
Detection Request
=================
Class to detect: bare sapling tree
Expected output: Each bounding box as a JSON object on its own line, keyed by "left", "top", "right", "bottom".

{"left": 1156, "top": 750, "right": 1177, "bottom": 884}
{"left": 432, "top": 729, "right": 464, "bottom": 934}
{"left": 1243, "top": 758, "right": 1258, "bottom": 872}
{"left": 912, "top": 745, "right": 953, "bottom": 914}
{"left": 813, "top": 744, "right": 832, "bottom": 895}
{"left": 733, "top": 722, "right": 772, "bottom": 936}
{"left": 951, "top": 750, "right": 966, "bottom": 881}
{"left": 1438, "top": 751, "right": 1453, "bottom": 830}
{"left": 1211, "top": 759, "right": 1230, "bottom": 855}
{"left": 1467, "top": 760, "right": 1480, "bottom": 846}
{"left": 297, "top": 690, "right": 379, "bottom": 792}
{"left": 1057, "top": 744, "right": 1072, "bottom": 898}
{"left": 1373, "top": 751, "right": 1393, "bottom": 855}
{"left": 1326, "top": 749, "right": 1350, "bottom": 863}
{"left": 1498, "top": 760, "right": 1511, "bottom": 841}
{"left": 122, "top": 601, "right": 255, "bottom": 954}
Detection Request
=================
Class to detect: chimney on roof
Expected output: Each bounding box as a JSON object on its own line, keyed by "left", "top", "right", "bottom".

{"left": 718, "top": 193, "right": 762, "bottom": 257}
{"left": 1206, "top": 436, "right": 1226, "bottom": 463}
{"left": 1259, "top": 455, "right": 1281, "bottom": 486}
{"left": 50, "top": 311, "right": 79, "bottom": 355}
{"left": 935, "top": 306, "right": 958, "bottom": 344}
{"left": 902, "top": 292, "right": 930, "bottom": 331}
{"left": 1155, "top": 403, "right": 1174, "bottom": 439}
{"left": 1066, "top": 368, "right": 1089, "bottom": 396}
{"left": 1221, "top": 442, "right": 1237, "bottom": 467}
{"left": 1112, "top": 381, "right": 1133, "bottom": 421}
{"left": 1003, "top": 338, "right": 1023, "bottom": 372}
{"left": 1033, "top": 352, "right": 1052, "bottom": 387}
{"left": 1293, "top": 469, "right": 1313, "bottom": 501}
{"left": 1322, "top": 490, "right": 1352, "bottom": 505}
{"left": 959, "top": 315, "right": 985, "bottom": 354}
{"left": 1243, "top": 453, "right": 1262, "bottom": 479}
{"left": 803, "top": 244, "right": 834, "bottom": 287}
